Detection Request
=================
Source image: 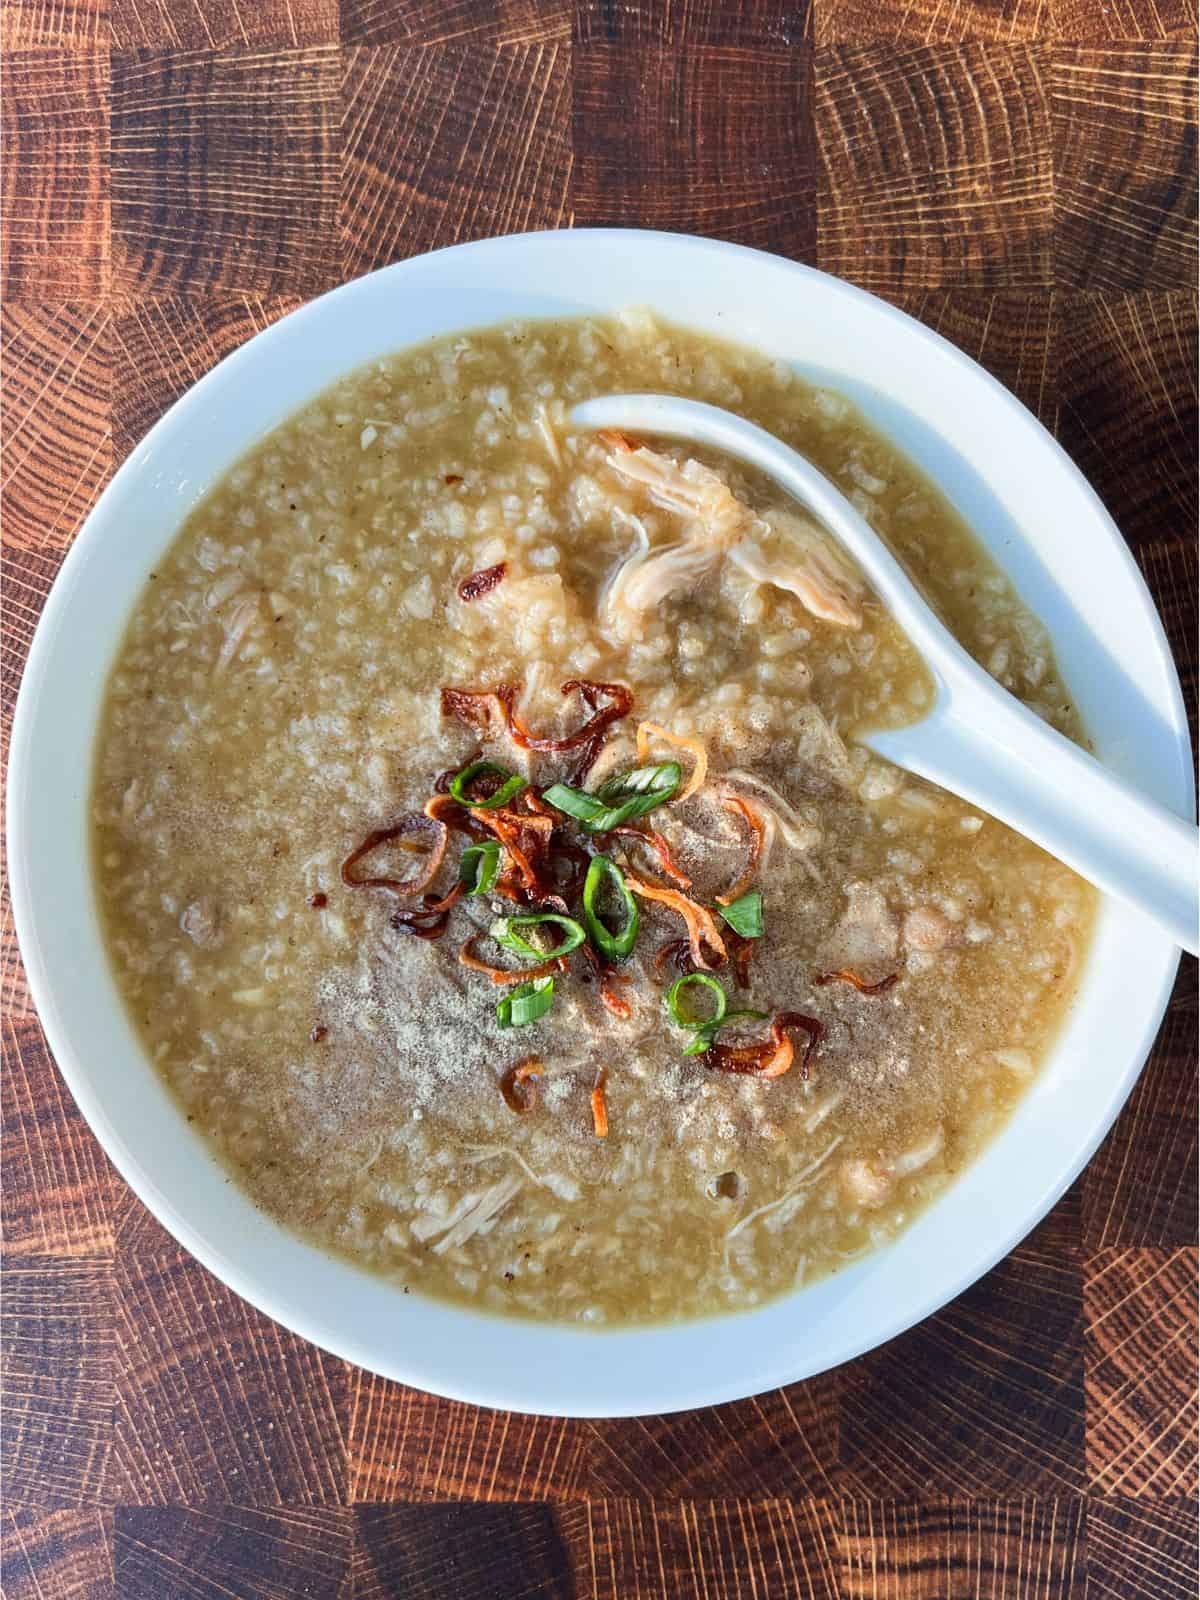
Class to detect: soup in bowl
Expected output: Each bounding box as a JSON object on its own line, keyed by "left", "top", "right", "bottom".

{"left": 10, "top": 232, "right": 1189, "bottom": 1413}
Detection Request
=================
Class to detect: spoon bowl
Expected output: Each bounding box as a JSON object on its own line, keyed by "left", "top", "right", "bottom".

{"left": 571, "top": 392, "right": 1199, "bottom": 954}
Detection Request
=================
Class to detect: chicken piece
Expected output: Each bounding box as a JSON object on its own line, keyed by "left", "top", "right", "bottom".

{"left": 180, "top": 897, "right": 223, "bottom": 949}
{"left": 841, "top": 1159, "right": 892, "bottom": 1209}
{"left": 466, "top": 570, "right": 582, "bottom": 656}
{"left": 841, "top": 1124, "right": 944, "bottom": 1208}
{"left": 729, "top": 508, "right": 864, "bottom": 630}
{"left": 821, "top": 882, "right": 898, "bottom": 978}
{"left": 891, "top": 1124, "right": 945, "bottom": 1176}
{"left": 902, "top": 905, "right": 960, "bottom": 952}
{"left": 605, "top": 447, "right": 761, "bottom": 548}
{"left": 601, "top": 443, "right": 865, "bottom": 632}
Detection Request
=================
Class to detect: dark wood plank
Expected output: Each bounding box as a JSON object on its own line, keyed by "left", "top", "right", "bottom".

{"left": 111, "top": 46, "right": 340, "bottom": 296}
{"left": 340, "top": 42, "right": 572, "bottom": 277}
{"left": 1083, "top": 975, "right": 1198, "bottom": 1249}
{"left": 1, "top": 1015, "right": 117, "bottom": 1256}
{"left": 816, "top": 0, "right": 1049, "bottom": 44}
{"left": 1052, "top": 44, "right": 1198, "bottom": 292}
{"left": 571, "top": 43, "right": 816, "bottom": 255}
{"left": 0, "top": 302, "right": 113, "bottom": 552}
{"left": 112, "top": 0, "right": 338, "bottom": 48}
{"left": 585, "top": 1375, "right": 841, "bottom": 1499}
{"left": 837, "top": 1499, "right": 1086, "bottom": 1599}
{"left": 839, "top": 1194, "right": 1087, "bottom": 1495}
{"left": 353, "top": 1504, "right": 576, "bottom": 1600}
{"left": 573, "top": 0, "right": 810, "bottom": 44}
{"left": 1085, "top": 1495, "right": 1199, "bottom": 1600}
{"left": 1055, "top": 291, "right": 1198, "bottom": 548}
{"left": 0, "top": 50, "right": 110, "bottom": 300}
{"left": 342, "top": 0, "right": 570, "bottom": 45}
{"left": 1084, "top": 1247, "right": 1199, "bottom": 1497}
{"left": 0, "top": 1257, "right": 113, "bottom": 1509}
{"left": 110, "top": 1242, "right": 348, "bottom": 1504}
{"left": 568, "top": 1498, "right": 841, "bottom": 1600}
{"left": 1053, "top": 0, "right": 1198, "bottom": 45}
{"left": 815, "top": 44, "right": 1052, "bottom": 292}
{"left": 0, "top": 1508, "right": 113, "bottom": 1600}
{"left": 346, "top": 1372, "right": 590, "bottom": 1501}
{"left": 1, "top": 0, "right": 108, "bottom": 48}
{"left": 113, "top": 1506, "right": 353, "bottom": 1600}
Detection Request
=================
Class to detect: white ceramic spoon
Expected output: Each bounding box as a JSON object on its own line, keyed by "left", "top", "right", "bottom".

{"left": 571, "top": 393, "right": 1200, "bottom": 955}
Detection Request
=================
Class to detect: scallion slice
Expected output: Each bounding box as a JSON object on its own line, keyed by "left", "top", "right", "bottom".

{"left": 490, "top": 912, "right": 587, "bottom": 961}
{"left": 496, "top": 976, "right": 555, "bottom": 1028}
{"left": 719, "top": 890, "right": 764, "bottom": 939}
{"left": 449, "top": 759, "right": 527, "bottom": 810}
{"left": 681, "top": 1007, "right": 769, "bottom": 1055}
{"left": 541, "top": 762, "right": 681, "bottom": 833}
{"left": 666, "top": 973, "right": 727, "bottom": 1031}
{"left": 582, "top": 854, "right": 639, "bottom": 962}
{"left": 459, "top": 841, "right": 501, "bottom": 896}
{"left": 540, "top": 782, "right": 606, "bottom": 822}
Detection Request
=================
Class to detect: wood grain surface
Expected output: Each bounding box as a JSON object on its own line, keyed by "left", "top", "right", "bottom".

{"left": 1, "top": 2, "right": 1196, "bottom": 1595}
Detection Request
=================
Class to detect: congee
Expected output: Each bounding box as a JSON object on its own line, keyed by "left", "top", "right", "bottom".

{"left": 93, "top": 312, "right": 1096, "bottom": 1324}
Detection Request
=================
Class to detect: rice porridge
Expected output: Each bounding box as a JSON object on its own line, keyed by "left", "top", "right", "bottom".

{"left": 93, "top": 313, "right": 1096, "bottom": 1325}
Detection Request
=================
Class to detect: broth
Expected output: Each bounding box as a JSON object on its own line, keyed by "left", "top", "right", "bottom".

{"left": 93, "top": 312, "right": 1095, "bottom": 1324}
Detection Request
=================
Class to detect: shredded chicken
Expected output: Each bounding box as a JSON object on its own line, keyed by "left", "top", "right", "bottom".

{"left": 601, "top": 442, "right": 865, "bottom": 632}
{"left": 840, "top": 1159, "right": 892, "bottom": 1209}
{"left": 902, "top": 906, "right": 960, "bottom": 952}
{"left": 180, "top": 898, "right": 223, "bottom": 949}
{"left": 725, "top": 1138, "right": 844, "bottom": 1244}
{"left": 722, "top": 771, "right": 821, "bottom": 852}
{"left": 216, "top": 591, "right": 265, "bottom": 672}
{"left": 728, "top": 507, "right": 864, "bottom": 629}
{"left": 533, "top": 403, "right": 562, "bottom": 468}
{"left": 418, "top": 1174, "right": 522, "bottom": 1254}
{"left": 891, "top": 1124, "right": 945, "bottom": 1176}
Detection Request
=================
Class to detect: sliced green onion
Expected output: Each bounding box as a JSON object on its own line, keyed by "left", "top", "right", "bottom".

{"left": 680, "top": 1007, "right": 769, "bottom": 1056}
{"left": 719, "top": 890, "right": 764, "bottom": 939}
{"left": 582, "top": 854, "right": 639, "bottom": 962}
{"left": 449, "top": 760, "right": 527, "bottom": 810}
{"left": 459, "top": 841, "right": 501, "bottom": 896}
{"left": 496, "top": 976, "right": 555, "bottom": 1028}
{"left": 490, "top": 913, "right": 587, "bottom": 961}
{"left": 542, "top": 762, "right": 682, "bottom": 833}
{"left": 666, "top": 973, "right": 727, "bottom": 1031}
{"left": 539, "top": 783, "right": 608, "bottom": 824}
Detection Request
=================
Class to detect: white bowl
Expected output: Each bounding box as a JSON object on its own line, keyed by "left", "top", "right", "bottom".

{"left": 9, "top": 230, "right": 1191, "bottom": 1417}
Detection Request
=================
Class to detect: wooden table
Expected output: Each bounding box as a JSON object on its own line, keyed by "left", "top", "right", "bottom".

{"left": 2, "top": 2, "right": 1196, "bottom": 1595}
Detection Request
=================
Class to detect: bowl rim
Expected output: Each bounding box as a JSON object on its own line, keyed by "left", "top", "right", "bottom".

{"left": 8, "top": 228, "right": 1191, "bottom": 1417}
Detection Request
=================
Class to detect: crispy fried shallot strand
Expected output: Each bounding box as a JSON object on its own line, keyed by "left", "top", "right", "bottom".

{"left": 624, "top": 874, "right": 726, "bottom": 971}
{"left": 607, "top": 825, "right": 692, "bottom": 889}
{"left": 814, "top": 969, "right": 900, "bottom": 996}
{"left": 715, "top": 796, "right": 765, "bottom": 905}
{"left": 458, "top": 935, "right": 563, "bottom": 986}
{"left": 508, "top": 679, "right": 633, "bottom": 753}
{"left": 440, "top": 684, "right": 517, "bottom": 736}
{"left": 457, "top": 562, "right": 507, "bottom": 602}
{"left": 500, "top": 1056, "right": 542, "bottom": 1114}
{"left": 591, "top": 1068, "right": 610, "bottom": 1137}
{"left": 341, "top": 813, "right": 449, "bottom": 897}
{"left": 635, "top": 722, "right": 707, "bottom": 800}
{"left": 704, "top": 1012, "right": 824, "bottom": 1080}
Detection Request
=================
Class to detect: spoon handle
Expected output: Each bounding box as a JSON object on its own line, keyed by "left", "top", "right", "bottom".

{"left": 571, "top": 393, "right": 1199, "bottom": 953}
{"left": 866, "top": 695, "right": 1199, "bottom": 955}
